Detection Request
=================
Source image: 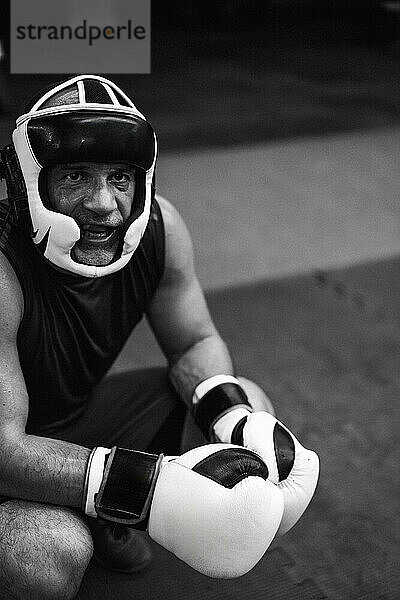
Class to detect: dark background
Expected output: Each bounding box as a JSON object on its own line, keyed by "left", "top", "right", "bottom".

{"left": 1, "top": 1, "right": 400, "bottom": 149}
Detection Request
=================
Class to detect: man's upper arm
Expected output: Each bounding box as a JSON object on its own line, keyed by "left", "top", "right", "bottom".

{"left": 0, "top": 251, "right": 29, "bottom": 437}
{"left": 146, "top": 196, "right": 218, "bottom": 361}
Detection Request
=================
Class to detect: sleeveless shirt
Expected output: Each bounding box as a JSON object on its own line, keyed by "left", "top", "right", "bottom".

{"left": 0, "top": 196, "right": 165, "bottom": 433}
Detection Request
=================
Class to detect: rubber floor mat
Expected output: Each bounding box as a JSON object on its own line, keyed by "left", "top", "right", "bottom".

{"left": 80, "top": 256, "right": 400, "bottom": 599}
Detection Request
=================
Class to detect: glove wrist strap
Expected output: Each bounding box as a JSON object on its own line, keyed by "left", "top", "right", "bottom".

{"left": 192, "top": 376, "right": 252, "bottom": 439}
{"left": 192, "top": 375, "right": 241, "bottom": 404}
{"left": 95, "top": 447, "right": 164, "bottom": 528}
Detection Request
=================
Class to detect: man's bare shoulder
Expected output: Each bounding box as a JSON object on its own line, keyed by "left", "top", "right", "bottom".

{"left": 156, "top": 194, "right": 188, "bottom": 235}
{"left": 155, "top": 194, "right": 194, "bottom": 277}
{"left": 0, "top": 251, "right": 24, "bottom": 335}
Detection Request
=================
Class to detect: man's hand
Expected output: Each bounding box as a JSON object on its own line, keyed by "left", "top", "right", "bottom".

{"left": 213, "top": 409, "right": 319, "bottom": 535}
{"left": 192, "top": 377, "right": 320, "bottom": 536}
{"left": 85, "top": 443, "right": 284, "bottom": 578}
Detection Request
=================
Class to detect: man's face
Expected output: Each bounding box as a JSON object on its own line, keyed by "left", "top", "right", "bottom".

{"left": 47, "top": 162, "right": 136, "bottom": 266}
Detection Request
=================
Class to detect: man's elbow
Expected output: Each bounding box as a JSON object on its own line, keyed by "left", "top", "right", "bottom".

{"left": 0, "top": 423, "right": 27, "bottom": 482}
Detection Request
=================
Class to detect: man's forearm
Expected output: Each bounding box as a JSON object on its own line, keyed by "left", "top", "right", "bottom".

{"left": 0, "top": 335, "right": 232, "bottom": 506}
{"left": 168, "top": 334, "right": 234, "bottom": 406}
{"left": 0, "top": 432, "right": 91, "bottom": 508}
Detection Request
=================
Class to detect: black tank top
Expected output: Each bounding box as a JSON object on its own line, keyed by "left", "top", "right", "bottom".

{"left": 0, "top": 197, "right": 165, "bottom": 433}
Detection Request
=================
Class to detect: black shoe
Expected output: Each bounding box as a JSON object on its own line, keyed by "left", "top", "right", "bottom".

{"left": 89, "top": 520, "right": 153, "bottom": 574}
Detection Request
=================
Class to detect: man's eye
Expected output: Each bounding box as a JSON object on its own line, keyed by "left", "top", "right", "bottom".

{"left": 111, "top": 172, "right": 129, "bottom": 183}
{"left": 65, "top": 172, "right": 84, "bottom": 183}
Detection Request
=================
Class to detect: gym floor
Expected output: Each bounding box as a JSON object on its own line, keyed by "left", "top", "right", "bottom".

{"left": 1, "top": 4, "right": 400, "bottom": 598}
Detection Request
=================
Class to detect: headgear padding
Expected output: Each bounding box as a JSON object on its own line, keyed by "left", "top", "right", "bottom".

{"left": 12, "top": 74, "right": 157, "bottom": 277}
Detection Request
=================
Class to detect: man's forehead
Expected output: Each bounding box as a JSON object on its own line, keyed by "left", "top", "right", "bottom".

{"left": 51, "top": 162, "right": 136, "bottom": 172}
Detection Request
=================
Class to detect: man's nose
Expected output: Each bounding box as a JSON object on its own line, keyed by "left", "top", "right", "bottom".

{"left": 83, "top": 180, "right": 117, "bottom": 215}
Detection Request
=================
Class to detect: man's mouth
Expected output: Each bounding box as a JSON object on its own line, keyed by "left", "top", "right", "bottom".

{"left": 80, "top": 224, "right": 118, "bottom": 243}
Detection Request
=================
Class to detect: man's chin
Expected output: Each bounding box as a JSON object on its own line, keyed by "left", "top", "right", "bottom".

{"left": 71, "top": 242, "right": 121, "bottom": 266}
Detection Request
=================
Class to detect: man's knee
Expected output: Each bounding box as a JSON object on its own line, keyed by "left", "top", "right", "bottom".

{"left": 0, "top": 501, "right": 93, "bottom": 600}
{"left": 39, "top": 512, "right": 93, "bottom": 599}
{"left": 22, "top": 562, "right": 88, "bottom": 600}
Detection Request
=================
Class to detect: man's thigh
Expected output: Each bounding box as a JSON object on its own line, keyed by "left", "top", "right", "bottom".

{"left": 54, "top": 367, "right": 189, "bottom": 453}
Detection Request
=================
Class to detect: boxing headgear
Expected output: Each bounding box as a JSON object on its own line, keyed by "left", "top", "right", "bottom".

{"left": 12, "top": 74, "right": 157, "bottom": 278}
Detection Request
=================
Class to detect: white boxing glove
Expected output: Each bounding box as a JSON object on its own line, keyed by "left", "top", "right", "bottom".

{"left": 84, "top": 443, "right": 284, "bottom": 578}
{"left": 192, "top": 376, "right": 320, "bottom": 536}
{"left": 214, "top": 410, "right": 319, "bottom": 535}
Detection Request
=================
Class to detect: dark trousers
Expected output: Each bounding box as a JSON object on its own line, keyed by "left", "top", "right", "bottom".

{"left": 55, "top": 367, "right": 188, "bottom": 453}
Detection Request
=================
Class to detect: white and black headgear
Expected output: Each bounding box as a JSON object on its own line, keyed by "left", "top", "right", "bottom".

{"left": 12, "top": 74, "right": 157, "bottom": 278}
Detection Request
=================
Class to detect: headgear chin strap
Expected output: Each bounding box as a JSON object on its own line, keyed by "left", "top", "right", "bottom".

{"left": 12, "top": 74, "right": 157, "bottom": 278}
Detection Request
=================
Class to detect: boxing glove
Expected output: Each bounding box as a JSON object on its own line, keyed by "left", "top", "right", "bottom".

{"left": 83, "top": 443, "right": 284, "bottom": 578}
{"left": 192, "top": 376, "right": 320, "bottom": 535}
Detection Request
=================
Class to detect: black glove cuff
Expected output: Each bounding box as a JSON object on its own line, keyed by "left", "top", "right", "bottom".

{"left": 95, "top": 447, "right": 163, "bottom": 528}
{"left": 192, "top": 382, "right": 251, "bottom": 440}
